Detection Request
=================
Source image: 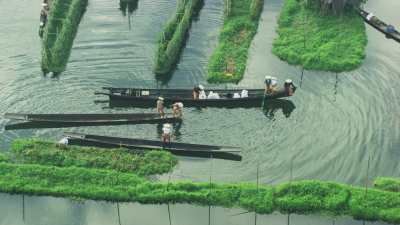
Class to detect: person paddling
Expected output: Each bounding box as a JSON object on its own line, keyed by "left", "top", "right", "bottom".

{"left": 284, "top": 79, "right": 296, "bottom": 96}
{"left": 172, "top": 102, "right": 184, "bottom": 118}
{"left": 157, "top": 97, "right": 165, "bottom": 118}
{"left": 193, "top": 85, "right": 201, "bottom": 99}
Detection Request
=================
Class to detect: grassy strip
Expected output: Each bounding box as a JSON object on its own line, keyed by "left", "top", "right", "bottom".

{"left": 41, "top": 0, "right": 88, "bottom": 74}
{"left": 0, "top": 162, "right": 399, "bottom": 224}
{"left": 11, "top": 139, "right": 177, "bottom": 176}
{"left": 272, "top": 0, "right": 367, "bottom": 72}
{"left": 207, "top": 0, "right": 264, "bottom": 83}
{"left": 374, "top": 177, "right": 400, "bottom": 193}
{"left": 153, "top": 0, "right": 204, "bottom": 75}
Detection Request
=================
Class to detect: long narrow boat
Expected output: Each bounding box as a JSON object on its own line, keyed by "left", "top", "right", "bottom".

{"left": 63, "top": 132, "right": 242, "bottom": 161}
{"left": 4, "top": 113, "right": 178, "bottom": 130}
{"left": 95, "top": 87, "right": 294, "bottom": 108}
{"left": 358, "top": 8, "right": 400, "bottom": 43}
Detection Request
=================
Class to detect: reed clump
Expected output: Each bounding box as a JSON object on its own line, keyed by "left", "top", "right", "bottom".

{"left": 11, "top": 139, "right": 177, "bottom": 176}
{"left": 272, "top": 0, "right": 367, "bottom": 72}
{"left": 207, "top": 0, "right": 264, "bottom": 83}
{"left": 154, "top": 0, "right": 204, "bottom": 75}
{"left": 0, "top": 163, "right": 399, "bottom": 224}
{"left": 41, "top": 0, "right": 88, "bottom": 74}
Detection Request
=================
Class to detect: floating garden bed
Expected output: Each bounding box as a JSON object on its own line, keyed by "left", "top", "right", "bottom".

{"left": 374, "top": 177, "right": 400, "bottom": 193}
{"left": 11, "top": 139, "right": 177, "bottom": 176}
{"left": 272, "top": 0, "right": 367, "bottom": 72}
{"left": 207, "top": 0, "right": 264, "bottom": 83}
{"left": 0, "top": 160, "right": 399, "bottom": 224}
{"left": 154, "top": 0, "right": 204, "bottom": 75}
{"left": 41, "top": 0, "right": 88, "bottom": 74}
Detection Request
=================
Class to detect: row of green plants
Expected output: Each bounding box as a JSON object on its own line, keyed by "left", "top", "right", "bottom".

{"left": 374, "top": 177, "right": 400, "bottom": 193}
{"left": 0, "top": 161, "right": 398, "bottom": 224}
{"left": 10, "top": 139, "right": 177, "bottom": 176}
{"left": 41, "top": 0, "right": 88, "bottom": 74}
{"left": 207, "top": 0, "right": 264, "bottom": 83}
{"left": 153, "top": 0, "right": 204, "bottom": 75}
{"left": 272, "top": 0, "right": 367, "bottom": 72}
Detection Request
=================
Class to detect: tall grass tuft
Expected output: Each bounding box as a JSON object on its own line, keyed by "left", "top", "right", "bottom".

{"left": 153, "top": 0, "right": 204, "bottom": 75}
{"left": 207, "top": 0, "right": 264, "bottom": 83}
{"left": 41, "top": 0, "right": 88, "bottom": 74}
{"left": 272, "top": 0, "right": 367, "bottom": 72}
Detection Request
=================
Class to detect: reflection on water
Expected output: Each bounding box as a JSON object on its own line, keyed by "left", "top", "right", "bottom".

{"left": 119, "top": 0, "right": 139, "bottom": 16}
{"left": 0, "top": 193, "right": 391, "bottom": 225}
{"left": 263, "top": 99, "right": 296, "bottom": 119}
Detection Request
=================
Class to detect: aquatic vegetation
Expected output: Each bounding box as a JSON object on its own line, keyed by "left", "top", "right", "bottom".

{"left": 0, "top": 162, "right": 399, "bottom": 224}
{"left": 0, "top": 153, "right": 9, "bottom": 163}
{"left": 11, "top": 139, "right": 177, "bottom": 176}
{"left": 207, "top": 0, "right": 264, "bottom": 83}
{"left": 374, "top": 177, "right": 400, "bottom": 193}
{"left": 154, "top": 0, "right": 204, "bottom": 75}
{"left": 272, "top": 0, "right": 367, "bottom": 72}
{"left": 304, "top": 0, "right": 366, "bottom": 15}
{"left": 41, "top": 0, "right": 88, "bottom": 74}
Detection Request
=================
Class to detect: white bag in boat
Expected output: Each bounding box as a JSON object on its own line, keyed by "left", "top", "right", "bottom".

{"left": 199, "top": 90, "right": 207, "bottom": 99}
{"left": 241, "top": 90, "right": 248, "bottom": 98}
{"left": 233, "top": 93, "right": 240, "bottom": 98}
{"left": 141, "top": 90, "right": 150, "bottom": 96}
{"left": 207, "top": 91, "right": 220, "bottom": 99}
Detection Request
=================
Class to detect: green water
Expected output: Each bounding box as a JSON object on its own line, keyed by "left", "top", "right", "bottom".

{"left": 0, "top": 0, "right": 399, "bottom": 223}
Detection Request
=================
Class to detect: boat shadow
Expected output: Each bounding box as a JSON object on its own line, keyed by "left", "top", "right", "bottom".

{"left": 263, "top": 99, "right": 296, "bottom": 119}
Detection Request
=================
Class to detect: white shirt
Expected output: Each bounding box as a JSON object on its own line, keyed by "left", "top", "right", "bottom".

{"left": 162, "top": 127, "right": 171, "bottom": 135}
{"left": 367, "top": 13, "right": 374, "bottom": 21}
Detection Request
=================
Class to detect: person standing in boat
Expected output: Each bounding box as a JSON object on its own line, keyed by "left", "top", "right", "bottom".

{"left": 172, "top": 102, "right": 184, "bottom": 118}
{"left": 265, "top": 76, "right": 273, "bottom": 94}
{"left": 157, "top": 97, "right": 165, "bottom": 118}
{"left": 198, "top": 85, "right": 206, "bottom": 99}
{"left": 193, "top": 85, "right": 201, "bottom": 99}
{"left": 265, "top": 76, "right": 278, "bottom": 94}
{"left": 284, "top": 79, "right": 296, "bottom": 96}
{"left": 162, "top": 123, "right": 171, "bottom": 148}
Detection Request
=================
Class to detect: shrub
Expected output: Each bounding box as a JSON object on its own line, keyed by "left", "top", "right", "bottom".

{"left": 11, "top": 139, "right": 177, "bottom": 176}
{"left": 349, "top": 187, "right": 400, "bottom": 223}
{"left": 274, "top": 180, "right": 349, "bottom": 214}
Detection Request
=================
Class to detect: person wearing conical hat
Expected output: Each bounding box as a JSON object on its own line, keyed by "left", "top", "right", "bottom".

{"left": 172, "top": 102, "right": 184, "bottom": 118}
{"left": 157, "top": 97, "right": 165, "bottom": 118}
{"left": 284, "top": 79, "right": 296, "bottom": 96}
